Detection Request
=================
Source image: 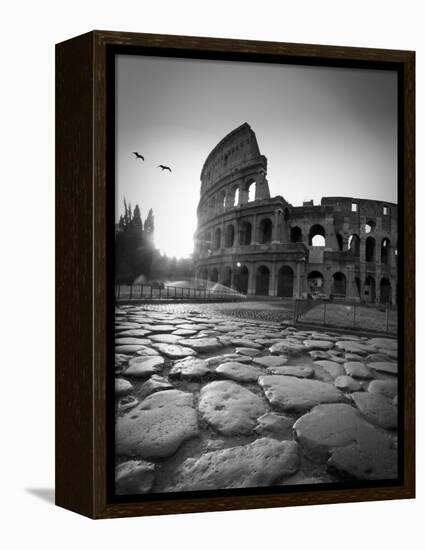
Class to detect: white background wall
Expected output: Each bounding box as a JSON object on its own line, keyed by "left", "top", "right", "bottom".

{"left": 1, "top": 1, "right": 423, "bottom": 547}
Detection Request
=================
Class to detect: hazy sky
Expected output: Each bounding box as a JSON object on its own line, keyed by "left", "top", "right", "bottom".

{"left": 116, "top": 54, "right": 397, "bottom": 258}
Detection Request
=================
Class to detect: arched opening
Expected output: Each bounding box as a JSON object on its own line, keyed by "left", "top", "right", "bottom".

{"left": 200, "top": 268, "right": 208, "bottom": 282}
{"left": 218, "top": 190, "right": 226, "bottom": 211}
{"left": 290, "top": 226, "right": 302, "bottom": 243}
{"left": 277, "top": 266, "right": 294, "bottom": 297}
{"left": 259, "top": 218, "right": 273, "bottom": 244}
{"left": 365, "top": 237, "right": 376, "bottom": 262}
{"left": 235, "top": 265, "right": 249, "bottom": 294}
{"left": 210, "top": 268, "right": 218, "bottom": 283}
{"left": 224, "top": 224, "right": 235, "bottom": 248}
{"left": 222, "top": 266, "right": 232, "bottom": 288}
{"left": 348, "top": 234, "right": 360, "bottom": 256}
{"left": 239, "top": 221, "right": 252, "bottom": 245}
{"left": 308, "top": 224, "right": 326, "bottom": 246}
{"left": 336, "top": 233, "right": 344, "bottom": 251}
{"left": 283, "top": 208, "right": 290, "bottom": 221}
{"left": 355, "top": 276, "right": 361, "bottom": 299}
{"left": 247, "top": 181, "right": 256, "bottom": 202}
{"left": 307, "top": 271, "right": 324, "bottom": 297}
{"left": 234, "top": 187, "right": 240, "bottom": 206}
{"left": 365, "top": 220, "right": 376, "bottom": 234}
{"left": 255, "top": 265, "right": 270, "bottom": 296}
{"left": 331, "top": 272, "right": 346, "bottom": 297}
{"left": 213, "top": 227, "right": 221, "bottom": 250}
{"left": 380, "top": 278, "right": 391, "bottom": 305}
{"left": 364, "top": 275, "right": 376, "bottom": 303}
{"left": 381, "top": 238, "right": 390, "bottom": 264}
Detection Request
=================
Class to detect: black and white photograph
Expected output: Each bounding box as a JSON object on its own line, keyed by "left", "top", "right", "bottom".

{"left": 113, "top": 53, "right": 400, "bottom": 497}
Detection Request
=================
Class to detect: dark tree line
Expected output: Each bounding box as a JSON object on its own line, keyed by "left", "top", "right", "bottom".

{"left": 115, "top": 199, "right": 155, "bottom": 283}
{"left": 115, "top": 199, "right": 194, "bottom": 283}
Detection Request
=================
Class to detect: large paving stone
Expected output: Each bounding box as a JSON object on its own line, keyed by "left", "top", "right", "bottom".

{"left": 172, "top": 329, "right": 199, "bottom": 336}
{"left": 178, "top": 337, "right": 223, "bottom": 353}
{"left": 335, "top": 341, "right": 376, "bottom": 355}
{"left": 334, "top": 375, "right": 362, "bottom": 392}
{"left": 344, "top": 361, "right": 373, "bottom": 379}
{"left": 253, "top": 355, "right": 288, "bottom": 368}
{"left": 142, "top": 324, "right": 176, "bottom": 333}
{"left": 368, "top": 361, "right": 398, "bottom": 375}
{"left": 125, "top": 356, "right": 164, "bottom": 378}
{"left": 351, "top": 392, "right": 397, "bottom": 430}
{"left": 266, "top": 366, "right": 314, "bottom": 378}
{"left": 140, "top": 375, "right": 174, "bottom": 396}
{"left": 116, "top": 390, "right": 199, "bottom": 458}
{"left": 259, "top": 375, "right": 344, "bottom": 413}
{"left": 171, "top": 438, "right": 299, "bottom": 491}
{"left": 269, "top": 340, "right": 306, "bottom": 356}
{"left": 294, "top": 403, "right": 397, "bottom": 480}
{"left": 368, "top": 379, "right": 398, "bottom": 399}
{"left": 231, "top": 339, "right": 263, "bottom": 349}
{"left": 115, "top": 378, "right": 134, "bottom": 396}
{"left": 115, "top": 460, "right": 156, "bottom": 495}
{"left": 206, "top": 353, "right": 252, "bottom": 366}
{"left": 118, "top": 329, "right": 152, "bottom": 338}
{"left": 116, "top": 344, "right": 153, "bottom": 355}
{"left": 149, "top": 334, "right": 183, "bottom": 345}
{"left": 315, "top": 360, "right": 345, "bottom": 378}
{"left": 235, "top": 347, "right": 263, "bottom": 357}
{"left": 254, "top": 412, "right": 294, "bottom": 438}
{"left": 368, "top": 337, "right": 398, "bottom": 350}
{"left": 198, "top": 381, "right": 267, "bottom": 435}
{"left": 151, "top": 343, "right": 197, "bottom": 358}
{"left": 116, "top": 337, "right": 152, "bottom": 346}
{"left": 134, "top": 346, "right": 160, "bottom": 356}
{"left": 169, "top": 357, "right": 215, "bottom": 380}
{"left": 303, "top": 339, "right": 334, "bottom": 351}
{"left": 216, "top": 362, "right": 264, "bottom": 382}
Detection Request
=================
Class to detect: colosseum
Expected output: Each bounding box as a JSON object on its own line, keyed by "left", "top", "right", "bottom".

{"left": 194, "top": 123, "right": 397, "bottom": 305}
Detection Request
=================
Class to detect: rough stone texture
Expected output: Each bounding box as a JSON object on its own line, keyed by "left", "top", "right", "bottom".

{"left": 254, "top": 412, "right": 294, "bottom": 438}
{"left": 142, "top": 324, "right": 176, "bottom": 333}
{"left": 140, "top": 375, "right": 174, "bottom": 396}
{"left": 125, "top": 356, "right": 165, "bottom": 378}
{"left": 216, "top": 362, "right": 264, "bottom": 382}
{"left": 151, "top": 343, "right": 197, "bottom": 358}
{"left": 206, "top": 353, "right": 252, "bottom": 366}
{"left": 259, "top": 375, "right": 344, "bottom": 413}
{"left": 149, "top": 334, "right": 183, "bottom": 345}
{"left": 266, "top": 365, "right": 314, "bottom": 378}
{"left": 314, "top": 360, "right": 345, "bottom": 378}
{"left": 118, "top": 329, "right": 152, "bottom": 338}
{"left": 235, "top": 347, "right": 262, "bottom": 357}
{"left": 368, "top": 361, "right": 398, "bottom": 375}
{"left": 344, "top": 361, "right": 373, "bottom": 379}
{"left": 253, "top": 355, "right": 288, "bottom": 368}
{"left": 269, "top": 340, "right": 305, "bottom": 356}
{"left": 294, "top": 403, "right": 397, "bottom": 479}
{"left": 178, "top": 337, "right": 223, "bottom": 353}
{"left": 117, "top": 395, "right": 139, "bottom": 412}
{"left": 134, "top": 346, "right": 160, "bottom": 356}
{"left": 115, "top": 378, "right": 134, "bottom": 396}
{"left": 303, "top": 339, "right": 334, "bottom": 350}
{"left": 198, "top": 381, "right": 266, "bottom": 435}
{"left": 171, "top": 438, "right": 299, "bottom": 491}
{"left": 116, "top": 344, "right": 152, "bottom": 355}
{"left": 350, "top": 392, "right": 397, "bottom": 430}
{"left": 115, "top": 337, "right": 152, "bottom": 346}
{"left": 172, "top": 329, "right": 199, "bottom": 336}
{"left": 169, "top": 357, "right": 215, "bottom": 380}
{"left": 368, "top": 379, "right": 398, "bottom": 399}
{"left": 231, "top": 339, "right": 262, "bottom": 349}
{"left": 334, "top": 375, "right": 362, "bottom": 392}
{"left": 335, "top": 341, "right": 375, "bottom": 355}
{"left": 116, "top": 390, "right": 199, "bottom": 458}
{"left": 369, "top": 337, "right": 397, "bottom": 350}
{"left": 115, "top": 460, "right": 156, "bottom": 495}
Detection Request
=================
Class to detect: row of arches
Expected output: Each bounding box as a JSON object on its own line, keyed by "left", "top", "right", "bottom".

{"left": 199, "top": 179, "right": 260, "bottom": 220}
{"left": 198, "top": 218, "right": 273, "bottom": 252}
{"left": 198, "top": 264, "right": 394, "bottom": 304}
{"left": 290, "top": 224, "right": 393, "bottom": 264}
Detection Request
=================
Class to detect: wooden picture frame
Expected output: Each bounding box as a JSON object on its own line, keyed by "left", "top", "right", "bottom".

{"left": 56, "top": 30, "right": 415, "bottom": 519}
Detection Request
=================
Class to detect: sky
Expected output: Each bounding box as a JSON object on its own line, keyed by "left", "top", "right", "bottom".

{"left": 116, "top": 54, "right": 397, "bottom": 259}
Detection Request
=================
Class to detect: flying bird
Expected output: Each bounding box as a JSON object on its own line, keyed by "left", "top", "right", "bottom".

{"left": 133, "top": 152, "right": 144, "bottom": 160}
{"left": 158, "top": 165, "right": 172, "bottom": 172}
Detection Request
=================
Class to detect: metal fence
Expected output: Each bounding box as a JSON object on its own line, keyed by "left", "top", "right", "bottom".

{"left": 293, "top": 298, "right": 397, "bottom": 334}
{"left": 115, "top": 283, "right": 246, "bottom": 302}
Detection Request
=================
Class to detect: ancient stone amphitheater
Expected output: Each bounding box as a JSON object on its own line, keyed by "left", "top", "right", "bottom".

{"left": 194, "top": 123, "right": 397, "bottom": 305}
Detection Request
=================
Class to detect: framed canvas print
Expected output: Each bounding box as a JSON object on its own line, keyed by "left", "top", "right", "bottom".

{"left": 55, "top": 31, "right": 415, "bottom": 519}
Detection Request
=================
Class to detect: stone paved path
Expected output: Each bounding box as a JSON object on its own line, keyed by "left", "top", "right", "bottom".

{"left": 115, "top": 301, "right": 399, "bottom": 495}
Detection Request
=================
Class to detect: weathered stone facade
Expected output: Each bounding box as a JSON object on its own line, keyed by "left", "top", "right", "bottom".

{"left": 194, "top": 123, "right": 397, "bottom": 305}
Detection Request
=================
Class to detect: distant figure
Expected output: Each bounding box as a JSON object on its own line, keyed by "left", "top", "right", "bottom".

{"left": 158, "top": 165, "right": 172, "bottom": 172}
{"left": 133, "top": 152, "right": 144, "bottom": 160}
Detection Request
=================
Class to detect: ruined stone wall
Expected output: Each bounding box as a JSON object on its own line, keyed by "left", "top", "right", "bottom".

{"left": 194, "top": 124, "right": 398, "bottom": 305}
